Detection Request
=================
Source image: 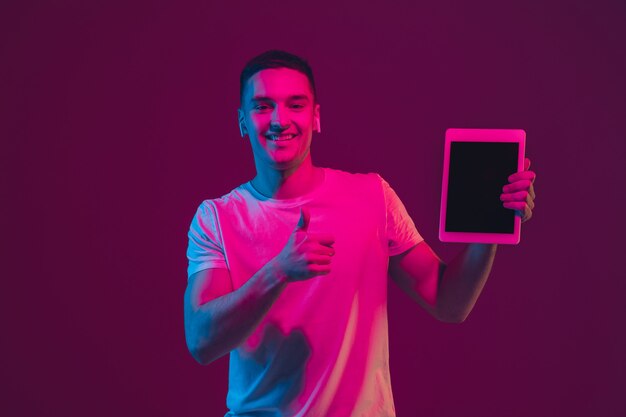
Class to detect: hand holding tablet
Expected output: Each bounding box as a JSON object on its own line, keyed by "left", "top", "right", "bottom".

{"left": 501, "top": 157, "right": 536, "bottom": 223}
{"left": 439, "top": 128, "right": 536, "bottom": 244}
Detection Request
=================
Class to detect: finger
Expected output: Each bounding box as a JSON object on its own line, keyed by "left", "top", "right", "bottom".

{"left": 310, "top": 245, "right": 335, "bottom": 256}
{"left": 508, "top": 170, "right": 536, "bottom": 183}
{"left": 500, "top": 191, "right": 535, "bottom": 209}
{"left": 518, "top": 204, "right": 533, "bottom": 223}
{"left": 524, "top": 157, "right": 531, "bottom": 171}
{"left": 307, "top": 233, "right": 335, "bottom": 247}
{"left": 306, "top": 254, "right": 332, "bottom": 265}
{"left": 308, "top": 264, "right": 331, "bottom": 275}
{"left": 523, "top": 206, "right": 533, "bottom": 222}
{"left": 528, "top": 183, "right": 536, "bottom": 200}
{"left": 501, "top": 194, "right": 534, "bottom": 210}
{"left": 503, "top": 179, "right": 533, "bottom": 193}
{"left": 500, "top": 190, "right": 530, "bottom": 203}
{"left": 503, "top": 201, "right": 529, "bottom": 211}
{"left": 526, "top": 192, "right": 535, "bottom": 210}
{"left": 297, "top": 207, "right": 311, "bottom": 231}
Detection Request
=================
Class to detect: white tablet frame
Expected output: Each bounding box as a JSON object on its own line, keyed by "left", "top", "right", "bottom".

{"left": 439, "top": 128, "right": 526, "bottom": 245}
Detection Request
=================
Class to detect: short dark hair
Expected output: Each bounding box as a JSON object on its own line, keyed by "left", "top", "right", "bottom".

{"left": 239, "top": 49, "right": 317, "bottom": 106}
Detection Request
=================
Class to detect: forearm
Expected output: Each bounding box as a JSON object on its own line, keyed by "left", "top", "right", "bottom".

{"left": 436, "top": 243, "right": 498, "bottom": 322}
{"left": 186, "top": 258, "right": 288, "bottom": 364}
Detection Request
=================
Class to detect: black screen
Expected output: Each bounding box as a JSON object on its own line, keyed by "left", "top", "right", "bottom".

{"left": 446, "top": 141, "right": 518, "bottom": 233}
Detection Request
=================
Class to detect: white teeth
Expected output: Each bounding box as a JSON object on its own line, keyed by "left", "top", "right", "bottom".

{"left": 268, "top": 134, "right": 295, "bottom": 141}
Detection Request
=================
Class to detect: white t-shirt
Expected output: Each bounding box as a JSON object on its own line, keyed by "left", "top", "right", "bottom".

{"left": 187, "top": 167, "right": 423, "bottom": 417}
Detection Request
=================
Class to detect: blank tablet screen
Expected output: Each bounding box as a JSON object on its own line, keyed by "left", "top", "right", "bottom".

{"left": 446, "top": 142, "right": 518, "bottom": 233}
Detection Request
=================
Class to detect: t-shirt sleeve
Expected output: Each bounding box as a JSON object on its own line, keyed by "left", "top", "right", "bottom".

{"left": 378, "top": 175, "right": 424, "bottom": 256}
{"left": 186, "top": 201, "right": 228, "bottom": 278}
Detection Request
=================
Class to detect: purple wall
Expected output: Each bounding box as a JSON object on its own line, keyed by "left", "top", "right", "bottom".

{"left": 2, "top": 1, "right": 625, "bottom": 416}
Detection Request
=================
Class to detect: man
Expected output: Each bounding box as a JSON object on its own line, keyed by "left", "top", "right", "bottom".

{"left": 184, "top": 50, "right": 536, "bottom": 416}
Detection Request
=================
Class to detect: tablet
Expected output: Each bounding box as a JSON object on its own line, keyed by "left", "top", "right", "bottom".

{"left": 439, "top": 128, "right": 526, "bottom": 244}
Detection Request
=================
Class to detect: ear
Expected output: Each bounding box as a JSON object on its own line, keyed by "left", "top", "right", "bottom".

{"left": 237, "top": 109, "right": 248, "bottom": 138}
{"left": 314, "top": 103, "right": 321, "bottom": 133}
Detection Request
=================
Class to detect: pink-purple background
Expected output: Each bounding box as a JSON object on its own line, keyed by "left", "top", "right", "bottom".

{"left": 2, "top": 1, "right": 625, "bottom": 416}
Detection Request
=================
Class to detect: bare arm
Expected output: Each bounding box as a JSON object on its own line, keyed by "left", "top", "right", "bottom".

{"left": 184, "top": 260, "right": 288, "bottom": 365}
{"left": 389, "top": 158, "right": 536, "bottom": 322}
{"left": 389, "top": 241, "right": 497, "bottom": 323}
{"left": 437, "top": 243, "right": 497, "bottom": 322}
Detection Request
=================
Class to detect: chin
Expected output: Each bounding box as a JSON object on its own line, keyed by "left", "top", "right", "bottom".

{"left": 268, "top": 157, "right": 303, "bottom": 170}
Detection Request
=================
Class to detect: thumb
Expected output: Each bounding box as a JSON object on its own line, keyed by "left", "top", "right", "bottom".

{"left": 296, "top": 207, "right": 310, "bottom": 231}
{"left": 524, "top": 157, "right": 531, "bottom": 171}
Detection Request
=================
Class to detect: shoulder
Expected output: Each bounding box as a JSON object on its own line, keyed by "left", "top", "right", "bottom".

{"left": 194, "top": 182, "right": 252, "bottom": 214}
{"left": 324, "top": 166, "right": 384, "bottom": 189}
{"left": 189, "top": 182, "right": 254, "bottom": 231}
{"left": 322, "top": 167, "right": 387, "bottom": 205}
{"left": 325, "top": 168, "right": 407, "bottom": 212}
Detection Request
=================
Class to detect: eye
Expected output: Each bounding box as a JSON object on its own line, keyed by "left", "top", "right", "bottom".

{"left": 290, "top": 103, "right": 305, "bottom": 110}
{"left": 254, "top": 104, "right": 271, "bottom": 111}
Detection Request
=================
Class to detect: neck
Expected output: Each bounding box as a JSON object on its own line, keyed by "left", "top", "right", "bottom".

{"left": 251, "top": 156, "right": 324, "bottom": 200}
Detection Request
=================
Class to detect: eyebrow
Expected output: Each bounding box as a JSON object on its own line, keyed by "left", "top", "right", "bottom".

{"left": 250, "top": 95, "right": 310, "bottom": 103}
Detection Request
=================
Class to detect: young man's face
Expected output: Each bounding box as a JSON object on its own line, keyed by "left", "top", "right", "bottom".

{"left": 238, "top": 68, "right": 320, "bottom": 171}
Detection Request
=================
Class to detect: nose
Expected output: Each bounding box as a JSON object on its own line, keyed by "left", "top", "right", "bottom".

{"left": 270, "top": 105, "right": 290, "bottom": 130}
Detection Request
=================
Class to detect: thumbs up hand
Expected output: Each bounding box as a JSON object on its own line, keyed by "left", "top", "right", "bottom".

{"left": 296, "top": 206, "right": 310, "bottom": 231}
{"left": 273, "top": 207, "right": 336, "bottom": 282}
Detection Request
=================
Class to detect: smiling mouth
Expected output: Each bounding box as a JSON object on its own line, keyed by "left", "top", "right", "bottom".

{"left": 266, "top": 133, "right": 297, "bottom": 142}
